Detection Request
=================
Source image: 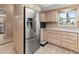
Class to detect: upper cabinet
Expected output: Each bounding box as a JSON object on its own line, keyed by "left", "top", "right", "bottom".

{"left": 40, "top": 10, "right": 57, "bottom": 22}
{"left": 51, "top": 10, "right": 57, "bottom": 22}
{"left": 40, "top": 12, "right": 46, "bottom": 22}
{"left": 45, "top": 11, "right": 52, "bottom": 22}
{"left": 46, "top": 10, "right": 57, "bottom": 22}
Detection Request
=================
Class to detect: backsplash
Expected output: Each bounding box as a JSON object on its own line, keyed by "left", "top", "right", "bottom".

{"left": 46, "top": 21, "right": 79, "bottom": 29}
{"left": 46, "top": 22, "right": 58, "bottom": 28}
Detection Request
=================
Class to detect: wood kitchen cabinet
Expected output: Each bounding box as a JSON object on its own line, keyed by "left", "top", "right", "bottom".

{"left": 67, "top": 32, "right": 77, "bottom": 51}
{"left": 40, "top": 10, "right": 57, "bottom": 22}
{"left": 77, "top": 33, "right": 79, "bottom": 52}
{"left": 61, "top": 31, "right": 68, "bottom": 48}
{"left": 40, "top": 12, "right": 46, "bottom": 22}
{"left": 44, "top": 29, "right": 78, "bottom": 52}
{"left": 45, "top": 10, "right": 57, "bottom": 22}
{"left": 45, "top": 30, "right": 61, "bottom": 46}
{"left": 45, "top": 11, "right": 52, "bottom": 22}
{"left": 51, "top": 10, "right": 57, "bottom": 22}
{"left": 61, "top": 31, "right": 77, "bottom": 51}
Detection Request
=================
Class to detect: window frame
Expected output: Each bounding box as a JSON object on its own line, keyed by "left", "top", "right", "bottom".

{"left": 58, "top": 9, "right": 77, "bottom": 27}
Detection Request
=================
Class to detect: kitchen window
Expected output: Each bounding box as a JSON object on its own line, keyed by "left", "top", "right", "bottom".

{"left": 58, "top": 9, "right": 77, "bottom": 27}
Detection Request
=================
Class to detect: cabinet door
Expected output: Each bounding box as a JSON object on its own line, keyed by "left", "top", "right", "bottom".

{"left": 47, "top": 30, "right": 60, "bottom": 45}
{"left": 46, "top": 31, "right": 53, "bottom": 42}
{"left": 61, "top": 41, "right": 67, "bottom": 48}
{"left": 46, "top": 10, "right": 57, "bottom": 22}
{"left": 61, "top": 31, "right": 68, "bottom": 48}
{"left": 46, "top": 11, "right": 51, "bottom": 22}
{"left": 51, "top": 10, "right": 57, "bottom": 22}
{"left": 67, "top": 32, "right": 77, "bottom": 51}
{"left": 67, "top": 43, "right": 77, "bottom": 51}
{"left": 77, "top": 33, "right": 79, "bottom": 52}
{"left": 40, "top": 13, "right": 46, "bottom": 22}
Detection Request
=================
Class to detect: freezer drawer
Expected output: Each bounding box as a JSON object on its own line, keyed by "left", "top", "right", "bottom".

{"left": 26, "top": 38, "right": 40, "bottom": 54}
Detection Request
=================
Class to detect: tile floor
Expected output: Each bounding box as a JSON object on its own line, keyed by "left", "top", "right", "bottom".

{"left": 0, "top": 42, "right": 16, "bottom": 54}
{"left": 35, "top": 43, "right": 75, "bottom": 54}
{"left": 0, "top": 34, "right": 12, "bottom": 45}
{"left": 0, "top": 34, "right": 15, "bottom": 54}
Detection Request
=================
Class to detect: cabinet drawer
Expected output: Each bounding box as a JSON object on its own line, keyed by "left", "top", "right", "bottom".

{"left": 50, "top": 30, "right": 57, "bottom": 34}
{"left": 57, "top": 31, "right": 60, "bottom": 34}
{"left": 61, "top": 42, "right": 67, "bottom": 48}
{"left": 67, "top": 32, "right": 77, "bottom": 36}
{"left": 47, "top": 32, "right": 55, "bottom": 38}
{"left": 62, "top": 31, "right": 67, "bottom": 35}
{"left": 61, "top": 38, "right": 67, "bottom": 42}
{"left": 61, "top": 35, "right": 67, "bottom": 39}
{"left": 56, "top": 35, "right": 60, "bottom": 40}
{"left": 67, "top": 39, "right": 76, "bottom": 44}
{"left": 52, "top": 34, "right": 60, "bottom": 39}
{"left": 51, "top": 39, "right": 61, "bottom": 45}
{"left": 67, "top": 43, "right": 76, "bottom": 51}
{"left": 48, "top": 38, "right": 60, "bottom": 45}
{"left": 67, "top": 36, "right": 77, "bottom": 40}
{"left": 47, "top": 32, "right": 59, "bottom": 39}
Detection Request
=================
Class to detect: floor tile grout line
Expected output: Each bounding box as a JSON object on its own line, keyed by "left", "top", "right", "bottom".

{"left": 0, "top": 41, "right": 13, "bottom": 46}
{"left": 35, "top": 43, "right": 75, "bottom": 54}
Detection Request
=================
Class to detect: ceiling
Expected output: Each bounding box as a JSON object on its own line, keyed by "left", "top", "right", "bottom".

{"left": 37, "top": 4, "right": 74, "bottom": 11}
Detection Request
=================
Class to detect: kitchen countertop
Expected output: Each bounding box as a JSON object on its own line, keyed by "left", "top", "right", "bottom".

{"left": 42, "top": 28, "right": 79, "bottom": 33}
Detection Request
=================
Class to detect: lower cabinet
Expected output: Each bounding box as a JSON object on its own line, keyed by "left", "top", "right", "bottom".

{"left": 61, "top": 31, "right": 68, "bottom": 48}
{"left": 61, "top": 41, "right": 67, "bottom": 48}
{"left": 44, "top": 30, "right": 78, "bottom": 52}
{"left": 61, "top": 31, "right": 77, "bottom": 51}
{"left": 77, "top": 33, "right": 79, "bottom": 52}
{"left": 67, "top": 32, "right": 77, "bottom": 51}
{"left": 67, "top": 43, "right": 77, "bottom": 51}
{"left": 45, "top": 30, "right": 61, "bottom": 46}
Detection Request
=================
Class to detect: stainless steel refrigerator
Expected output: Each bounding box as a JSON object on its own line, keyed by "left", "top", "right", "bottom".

{"left": 25, "top": 7, "right": 40, "bottom": 54}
